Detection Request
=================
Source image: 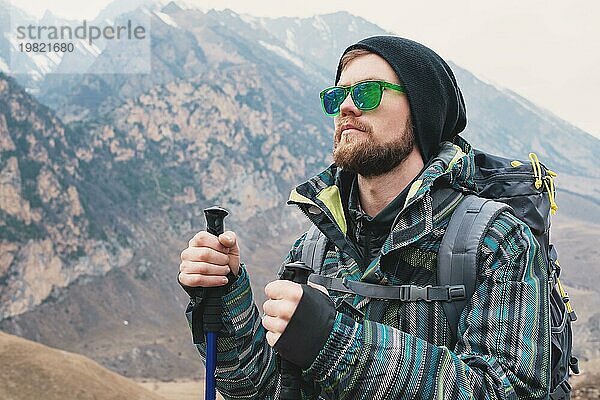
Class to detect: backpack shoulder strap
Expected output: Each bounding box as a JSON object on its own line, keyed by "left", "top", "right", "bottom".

{"left": 438, "top": 195, "right": 511, "bottom": 340}
{"left": 299, "top": 224, "right": 328, "bottom": 273}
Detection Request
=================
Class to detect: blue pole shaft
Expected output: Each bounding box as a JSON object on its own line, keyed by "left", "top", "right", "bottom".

{"left": 205, "top": 332, "right": 217, "bottom": 400}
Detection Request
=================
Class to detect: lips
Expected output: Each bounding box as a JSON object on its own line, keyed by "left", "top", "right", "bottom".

{"left": 340, "top": 123, "right": 363, "bottom": 134}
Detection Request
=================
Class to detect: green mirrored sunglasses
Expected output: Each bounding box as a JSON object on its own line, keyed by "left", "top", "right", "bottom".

{"left": 319, "top": 80, "right": 406, "bottom": 117}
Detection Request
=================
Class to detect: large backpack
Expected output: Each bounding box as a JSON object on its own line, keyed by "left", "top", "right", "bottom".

{"left": 301, "top": 150, "right": 579, "bottom": 400}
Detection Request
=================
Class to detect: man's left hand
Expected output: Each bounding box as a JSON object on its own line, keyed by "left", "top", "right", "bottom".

{"left": 262, "top": 280, "right": 328, "bottom": 347}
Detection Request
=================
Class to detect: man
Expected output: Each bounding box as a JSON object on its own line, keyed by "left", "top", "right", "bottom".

{"left": 179, "top": 36, "right": 550, "bottom": 399}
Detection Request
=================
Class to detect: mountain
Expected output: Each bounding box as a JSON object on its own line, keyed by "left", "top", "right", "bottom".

{"left": 245, "top": 10, "right": 389, "bottom": 78}
{"left": 92, "top": 0, "right": 163, "bottom": 24}
{"left": 0, "top": 331, "right": 166, "bottom": 400}
{"left": 34, "top": 5, "right": 332, "bottom": 122}
{"left": 1, "top": 3, "right": 599, "bottom": 380}
{"left": 0, "top": 1, "right": 81, "bottom": 84}
{"left": 0, "top": 43, "right": 326, "bottom": 376}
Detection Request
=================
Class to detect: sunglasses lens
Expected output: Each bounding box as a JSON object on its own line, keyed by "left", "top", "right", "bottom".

{"left": 352, "top": 81, "right": 382, "bottom": 110}
{"left": 322, "top": 87, "right": 347, "bottom": 116}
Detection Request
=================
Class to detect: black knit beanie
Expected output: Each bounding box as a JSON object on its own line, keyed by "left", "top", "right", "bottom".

{"left": 335, "top": 36, "right": 467, "bottom": 162}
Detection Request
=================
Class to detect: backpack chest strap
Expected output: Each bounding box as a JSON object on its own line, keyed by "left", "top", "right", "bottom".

{"left": 308, "top": 274, "right": 466, "bottom": 302}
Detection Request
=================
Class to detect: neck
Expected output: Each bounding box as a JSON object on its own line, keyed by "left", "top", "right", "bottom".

{"left": 357, "top": 146, "right": 424, "bottom": 217}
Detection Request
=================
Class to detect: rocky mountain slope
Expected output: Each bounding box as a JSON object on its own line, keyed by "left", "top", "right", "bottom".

{"left": 1, "top": 1, "right": 598, "bottom": 380}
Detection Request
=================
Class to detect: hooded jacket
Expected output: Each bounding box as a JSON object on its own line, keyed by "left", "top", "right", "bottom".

{"left": 185, "top": 137, "right": 550, "bottom": 399}
{"left": 184, "top": 36, "right": 549, "bottom": 399}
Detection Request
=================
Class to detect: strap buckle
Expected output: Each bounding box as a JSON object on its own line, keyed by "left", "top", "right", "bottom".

{"left": 447, "top": 285, "right": 466, "bottom": 301}
{"left": 399, "top": 285, "right": 432, "bottom": 302}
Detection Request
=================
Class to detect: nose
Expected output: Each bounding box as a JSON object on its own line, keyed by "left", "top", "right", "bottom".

{"left": 339, "top": 92, "right": 362, "bottom": 117}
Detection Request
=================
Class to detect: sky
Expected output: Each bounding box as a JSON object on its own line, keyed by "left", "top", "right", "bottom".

{"left": 13, "top": 0, "right": 600, "bottom": 139}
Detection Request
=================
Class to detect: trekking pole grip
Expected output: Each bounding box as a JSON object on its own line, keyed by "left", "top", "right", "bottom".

{"left": 279, "top": 261, "right": 313, "bottom": 400}
{"left": 203, "top": 206, "right": 229, "bottom": 330}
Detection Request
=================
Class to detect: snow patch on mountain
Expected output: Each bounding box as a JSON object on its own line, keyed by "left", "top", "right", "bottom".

{"left": 258, "top": 40, "right": 303, "bottom": 69}
{"left": 0, "top": 57, "right": 8, "bottom": 73}
{"left": 154, "top": 11, "right": 178, "bottom": 27}
{"left": 169, "top": 0, "right": 207, "bottom": 13}
{"left": 285, "top": 29, "right": 297, "bottom": 53}
{"left": 77, "top": 39, "right": 102, "bottom": 57}
{"left": 239, "top": 13, "right": 260, "bottom": 29}
{"left": 29, "top": 53, "right": 57, "bottom": 74}
{"left": 311, "top": 15, "right": 330, "bottom": 34}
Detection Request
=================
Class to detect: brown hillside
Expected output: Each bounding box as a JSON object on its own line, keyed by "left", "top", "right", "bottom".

{"left": 0, "top": 331, "right": 166, "bottom": 400}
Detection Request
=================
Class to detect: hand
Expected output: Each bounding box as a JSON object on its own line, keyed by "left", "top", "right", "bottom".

{"left": 262, "top": 280, "right": 328, "bottom": 347}
{"left": 178, "top": 230, "right": 240, "bottom": 288}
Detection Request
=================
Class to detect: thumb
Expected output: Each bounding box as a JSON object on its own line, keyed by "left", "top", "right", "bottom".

{"left": 219, "top": 231, "right": 240, "bottom": 276}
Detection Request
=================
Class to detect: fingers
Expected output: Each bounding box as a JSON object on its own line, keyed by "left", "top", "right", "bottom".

{"left": 265, "top": 331, "right": 280, "bottom": 347}
{"left": 262, "top": 298, "right": 298, "bottom": 320}
{"left": 180, "top": 230, "right": 243, "bottom": 288}
{"left": 262, "top": 315, "right": 285, "bottom": 347}
{"left": 218, "top": 231, "right": 237, "bottom": 250}
{"left": 179, "top": 260, "right": 230, "bottom": 276}
{"left": 261, "top": 315, "right": 288, "bottom": 333}
{"left": 178, "top": 272, "right": 229, "bottom": 288}
{"left": 264, "top": 280, "right": 303, "bottom": 301}
{"left": 188, "top": 231, "right": 228, "bottom": 252}
{"left": 183, "top": 230, "right": 241, "bottom": 276}
{"left": 180, "top": 246, "right": 229, "bottom": 265}
{"left": 261, "top": 281, "right": 304, "bottom": 347}
{"left": 219, "top": 231, "right": 240, "bottom": 276}
{"left": 189, "top": 230, "right": 237, "bottom": 252}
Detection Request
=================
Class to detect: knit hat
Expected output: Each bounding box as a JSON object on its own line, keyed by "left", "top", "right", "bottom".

{"left": 335, "top": 36, "right": 467, "bottom": 162}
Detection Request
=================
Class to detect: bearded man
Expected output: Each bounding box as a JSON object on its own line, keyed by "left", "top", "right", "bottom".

{"left": 178, "top": 36, "right": 550, "bottom": 399}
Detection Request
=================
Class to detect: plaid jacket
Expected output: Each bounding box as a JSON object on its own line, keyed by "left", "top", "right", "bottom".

{"left": 186, "top": 138, "right": 551, "bottom": 399}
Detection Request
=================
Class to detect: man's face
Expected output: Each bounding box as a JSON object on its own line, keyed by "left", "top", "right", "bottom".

{"left": 333, "top": 53, "right": 415, "bottom": 177}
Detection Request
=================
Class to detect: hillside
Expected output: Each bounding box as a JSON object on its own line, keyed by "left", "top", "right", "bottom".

{"left": 0, "top": 331, "right": 166, "bottom": 400}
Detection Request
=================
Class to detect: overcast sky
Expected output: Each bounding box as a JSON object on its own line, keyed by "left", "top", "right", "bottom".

{"left": 15, "top": 0, "right": 600, "bottom": 138}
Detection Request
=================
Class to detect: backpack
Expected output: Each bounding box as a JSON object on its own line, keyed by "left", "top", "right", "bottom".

{"left": 301, "top": 149, "right": 579, "bottom": 400}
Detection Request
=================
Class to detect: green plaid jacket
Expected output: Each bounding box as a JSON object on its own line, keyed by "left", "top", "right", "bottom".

{"left": 186, "top": 138, "right": 551, "bottom": 399}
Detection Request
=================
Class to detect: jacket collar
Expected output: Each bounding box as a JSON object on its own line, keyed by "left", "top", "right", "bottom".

{"left": 288, "top": 136, "right": 476, "bottom": 278}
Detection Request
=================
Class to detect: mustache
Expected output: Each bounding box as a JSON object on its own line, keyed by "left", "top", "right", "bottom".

{"left": 334, "top": 117, "right": 373, "bottom": 140}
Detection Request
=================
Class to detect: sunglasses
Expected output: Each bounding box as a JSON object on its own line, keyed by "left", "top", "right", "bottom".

{"left": 319, "top": 80, "right": 406, "bottom": 117}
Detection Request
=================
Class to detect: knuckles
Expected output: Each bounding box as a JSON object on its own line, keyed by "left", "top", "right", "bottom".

{"left": 180, "top": 246, "right": 214, "bottom": 263}
{"left": 189, "top": 230, "right": 211, "bottom": 246}
{"left": 180, "top": 273, "right": 224, "bottom": 288}
{"left": 262, "top": 315, "right": 287, "bottom": 334}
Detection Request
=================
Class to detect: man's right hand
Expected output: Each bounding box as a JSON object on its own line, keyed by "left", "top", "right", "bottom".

{"left": 178, "top": 231, "right": 241, "bottom": 288}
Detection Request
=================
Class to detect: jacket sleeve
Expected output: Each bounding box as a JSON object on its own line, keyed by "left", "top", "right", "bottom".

{"left": 302, "top": 211, "right": 551, "bottom": 400}
{"left": 184, "top": 233, "right": 309, "bottom": 399}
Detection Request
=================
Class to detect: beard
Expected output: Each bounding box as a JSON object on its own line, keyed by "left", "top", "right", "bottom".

{"left": 333, "top": 117, "right": 415, "bottom": 177}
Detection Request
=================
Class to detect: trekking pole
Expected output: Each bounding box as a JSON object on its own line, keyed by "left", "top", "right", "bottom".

{"left": 203, "top": 206, "right": 229, "bottom": 400}
{"left": 278, "top": 261, "right": 313, "bottom": 400}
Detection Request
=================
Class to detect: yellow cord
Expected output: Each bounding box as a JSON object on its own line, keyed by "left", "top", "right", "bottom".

{"left": 555, "top": 276, "right": 575, "bottom": 314}
{"left": 529, "top": 153, "right": 544, "bottom": 190}
{"left": 529, "top": 153, "right": 559, "bottom": 214}
{"left": 544, "top": 174, "right": 559, "bottom": 215}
